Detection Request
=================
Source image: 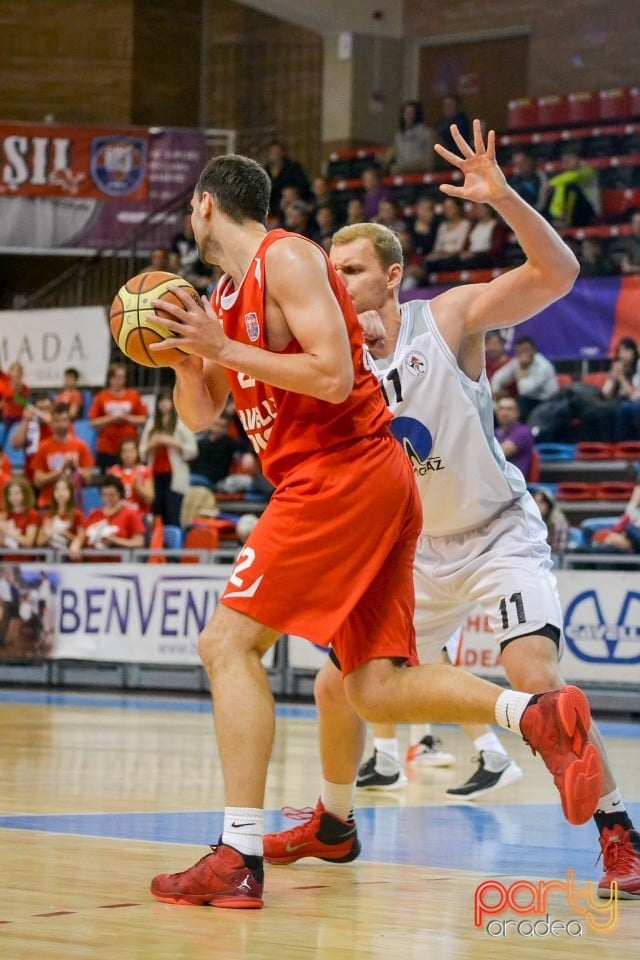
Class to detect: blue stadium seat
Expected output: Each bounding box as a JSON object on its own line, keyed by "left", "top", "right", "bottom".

{"left": 535, "top": 443, "right": 576, "bottom": 462}
{"left": 81, "top": 485, "right": 103, "bottom": 513}
{"left": 568, "top": 526, "right": 586, "bottom": 550}
{"left": 580, "top": 516, "right": 619, "bottom": 547}
{"left": 5, "top": 423, "right": 25, "bottom": 470}
{"left": 163, "top": 525, "right": 184, "bottom": 550}
{"left": 74, "top": 418, "right": 97, "bottom": 452}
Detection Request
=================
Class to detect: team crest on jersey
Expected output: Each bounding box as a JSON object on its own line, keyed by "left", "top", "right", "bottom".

{"left": 245, "top": 312, "right": 260, "bottom": 342}
{"left": 404, "top": 350, "right": 427, "bottom": 377}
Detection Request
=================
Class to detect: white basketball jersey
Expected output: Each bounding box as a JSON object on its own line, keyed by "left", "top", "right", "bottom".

{"left": 370, "top": 299, "right": 527, "bottom": 537}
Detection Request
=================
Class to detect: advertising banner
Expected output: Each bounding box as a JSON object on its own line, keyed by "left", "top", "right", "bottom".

{"left": 1, "top": 563, "right": 638, "bottom": 689}
{"left": 0, "top": 306, "right": 111, "bottom": 387}
{"left": 0, "top": 124, "right": 208, "bottom": 251}
{"left": 404, "top": 275, "right": 640, "bottom": 362}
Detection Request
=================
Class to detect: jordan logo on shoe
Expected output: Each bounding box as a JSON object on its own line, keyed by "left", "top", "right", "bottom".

{"left": 231, "top": 821, "right": 256, "bottom": 828}
{"left": 238, "top": 876, "right": 253, "bottom": 892}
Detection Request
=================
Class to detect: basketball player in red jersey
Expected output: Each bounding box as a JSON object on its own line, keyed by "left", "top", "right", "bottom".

{"left": 145, "top": 139, "right": 602, "bottom": 910}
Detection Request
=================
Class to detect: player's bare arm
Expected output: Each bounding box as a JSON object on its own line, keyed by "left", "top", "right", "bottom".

{"left": 431, "top": 120, "right": 579, "bottom": 347}
{"left": 151, "top": 238, "right": 354, "bottom": 404}
{"left": 172, "top": 353, "right": 229, "bottom": 433}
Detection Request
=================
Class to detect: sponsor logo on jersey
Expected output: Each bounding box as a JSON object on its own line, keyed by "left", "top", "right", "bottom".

{"left": 404, "top": 350, "right": 427, "bottom": 376}
{"left": 90, "top": 136, "right": 147, "bottom": 196}
{"left": 245, "top": 312, "right": 260, "bottom": 342}
{"left": 564, "top": 589, "right": 640, "bottom": 663}
{"left": 390, "top": 416, "right": 444, "bottom": 475}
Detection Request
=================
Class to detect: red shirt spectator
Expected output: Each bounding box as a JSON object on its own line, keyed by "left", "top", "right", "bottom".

{"left": 54, "top": 367, "right": 84, "bottom": 420}
{"left": 88, "top": 364, "right": 148, "bottom": 470}
{"left": 81, "top": 476, "right": 146, "bottom": 559}
{"left": 32, "top": 404, "right": 94, "bottom": 508}
{"left": 0, "top": 478, "right": 40, "bottom": 549}
{"left": 109, "top": 437, "right": 154, "bottom": 517}
{"left": 2, "top": 362, "right": 30, "bottom": 429}
{"left": 37, "top": 476, "right": 85, "bottom": 558}
{"left": 9, "top": 394, "right": 54, "bottom": 482}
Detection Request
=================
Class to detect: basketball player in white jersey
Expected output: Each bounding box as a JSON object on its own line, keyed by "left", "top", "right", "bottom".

{"left": 264, "top": 125, "right": 640, "bottom": 900}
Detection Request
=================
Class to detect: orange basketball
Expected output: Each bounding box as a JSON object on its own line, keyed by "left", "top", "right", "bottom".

{"left": 109, "top": 271, "right": 201, "bottom": 367}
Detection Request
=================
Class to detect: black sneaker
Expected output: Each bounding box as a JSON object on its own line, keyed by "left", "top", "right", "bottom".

{"left": 356, "top": 750, "right": 408, "bottom": 790}
{"left": 446, "top": 751, "right": 523, "bottom": 800}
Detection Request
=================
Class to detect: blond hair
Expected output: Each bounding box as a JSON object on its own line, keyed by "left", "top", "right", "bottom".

{"left": 332, "top": 222, "right": 404, "bottom": 270}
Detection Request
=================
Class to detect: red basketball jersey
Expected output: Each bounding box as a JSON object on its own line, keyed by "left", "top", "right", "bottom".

{"left": 213, "top": 230, "right": 391, "bottom": 485}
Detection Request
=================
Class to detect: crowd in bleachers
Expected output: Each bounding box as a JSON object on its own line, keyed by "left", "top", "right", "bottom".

{"left": 0, "top": 359, "right": 269, "bottom": 563}
{"left": 3, "top": 84, "right": 640, "bottom": 565}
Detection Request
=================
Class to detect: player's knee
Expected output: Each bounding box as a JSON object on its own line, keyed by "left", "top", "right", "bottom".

{"left": 505, "top": 658, "right": 564, "bottom": 693}
{"left": 314, "top": 661, "right": 344, "bottom": 710}
{"left": 343, "top": 662, "right": 396, "bottom": 721}
{"left": 197, "top": 628, "right": 227, "bottom": 672}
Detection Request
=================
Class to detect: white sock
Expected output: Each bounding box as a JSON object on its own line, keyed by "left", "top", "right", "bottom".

{"left": 597, "top": 788, "right": 626, "bottom": 814}
{"left": 373, "top": 738, "right": 400, "bottom": 774}
{"left": 410, "top": 724, "right": 432, "bottom": 744}
{"left": 495, "top": 690, "right": 533, "bottom": 733}
{"left": 222, "top": 806, "right": 264, "bottom": 857}
{"left": 321, "top": 779, "right": 356, "bottom": 822}
{"left": 474, "top": 731, "right": 508, "bottom": 757}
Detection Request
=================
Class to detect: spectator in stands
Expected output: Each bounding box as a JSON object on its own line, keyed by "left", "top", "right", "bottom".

{"left": 533, "top": 487, "right": 571, "bottom": 556}
{"left": 599, "top": 483, "right": 640, "bottom": 554}
{"left": 484, "top": 330, "right": 515, "bottom": 388}
{"left": 310, "top": 175, "right": 332, "bottom": 210}
{"left": 508, "top": 150, "right": 548, "bottom": 212}
{"left": 189, "top": 413, "right": 249, "bottom": 489}
{"left": 491, "top": 335, "right": 559, "bottom": 420}
{"left": 543, "top": 150, "right": 601, "bottom": 228}
{"left": 54, "top": 367, "right": 84, "bottom": 420}
{"left": 409, "top": 195, "right": 442, "bottom": 258}
{"left": 0, "top": 365, "right": 13, "bottom": 438}
{"left": 425, "top": 197, "right": 471, "bottom": 270}
{"left": 2, "top": 362, "right": 30, "bottom": 432}
{"left": 384, "top": 99, "right": 436, "bottom": 174}
{"left": 144, "top": 247, "right": 171, "bottom": 273}
{"left": 88, "top": 363, "right": 148, "bottom": 472}
{"left": 283, "top": 201, "right": 320, "bottom": 242}
{"left": 0, "top": 478, "right": 39, "bottom": 549}
{"left": 577, "top": 236, "right": 616, "bottom": 277}
{"left": 372, "top": 198, "right": 406, "bottom": 235}
{"left": 80, "top": 475, "right": 145, "bottom": 555}
{"left": 169, "top": 211, "right": 213, "bottom": 293}
{"left": 602, "top": 337, "right": 640, "bottom": 400}
{"left": 32, "top": 402, "right": 94, "bottom": 510}
{"left": 344, "top": 196, "right": 365, "bottom": 227}
{"left": 0, "top": 442, "right": 11, "bottom": 498}
{"left": 494, "top": 396, "right": 534, "bottom": 479}
{"left": 139, "top": 390, "right": 197, "bottom": 527}
{"left": 435, "top": 94, "right": 471, "bottom": 157}
{"left": 398, "top": 228, "right": 427, "bottom": 290}
{"left": 618, "top": 210, "right": 640, "bottom": 275}
{"left": 361, "top": 164, "right": 394, "bottom": 222}
{"left": 109, "top": 437, "right": 154, "bottom": 519}
{"left": 315, "top": 204, "right": 336, "bottom": 252}
{"left": 8, "top": 392, "right": 53, "bottom": 483}
{"left": 457, "top": 202, "right": 508, "bottom": 269}
{"left": 277, "top": 185, "right": 304, "bottom": 223}
{"left": 36, "top": 476, "right": 85, "bottom": 559}
{"left": 264, "top": 140, "right": 312, "bottom": 219}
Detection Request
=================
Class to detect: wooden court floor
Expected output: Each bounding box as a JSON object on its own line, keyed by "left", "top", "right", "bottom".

{"left": 1, "top": 690, "right": 638, "bottom": 960}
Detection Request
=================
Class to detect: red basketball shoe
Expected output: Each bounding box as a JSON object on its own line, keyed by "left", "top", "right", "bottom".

{"left": 597, "top": 825, "right": 640, "bottom": 900}
{"left": 263, "top": 800, "right": 361, "bottom": 865}
{"left": 520, "top": 686, "right": 603, "bottom": 825}
{"left": 150, "top": 841, "right": 264, "bottom": 908}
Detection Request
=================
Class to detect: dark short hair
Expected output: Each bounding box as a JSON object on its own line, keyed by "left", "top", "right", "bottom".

{"left": 101, "top": 475, "right": 125, "bottom": 499}
{"left": 196, "top": 154, "right": 271, "bottom": 225}
{"left": 52, "top": 402, "right": 71, "bottom": 417}
{"left": 63, "top": 367, "right": 80, "bottom": 379}
{"left": 515, "top": 336, "right": 535, "bottom": 348}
